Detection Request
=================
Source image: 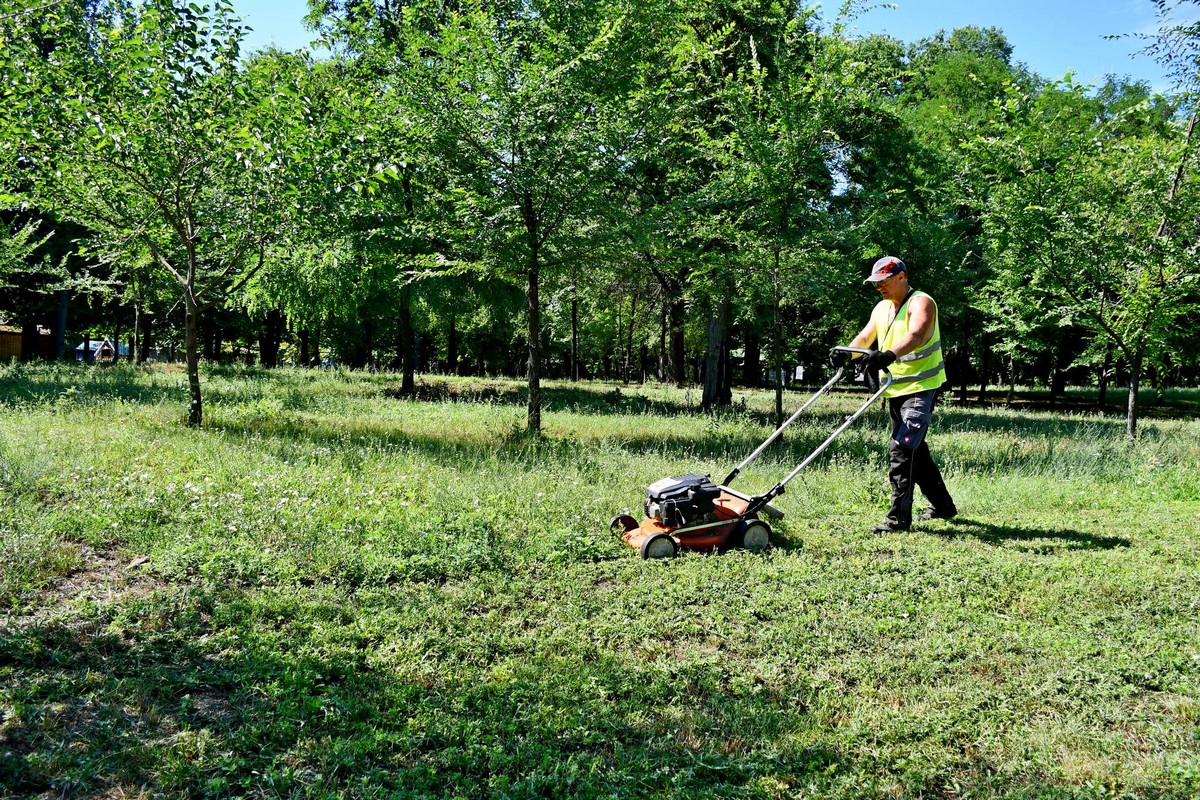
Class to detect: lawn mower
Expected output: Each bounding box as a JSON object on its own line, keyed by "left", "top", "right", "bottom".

{"left": 611, "top": 346, "right": 893, "bottom": 558}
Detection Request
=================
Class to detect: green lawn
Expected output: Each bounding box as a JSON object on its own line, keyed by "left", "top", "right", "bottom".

{"left": 2, "top": 362, "right": 1198, "bottom": 799}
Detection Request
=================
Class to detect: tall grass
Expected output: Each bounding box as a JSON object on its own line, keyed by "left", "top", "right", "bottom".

{"left": 1, "top": 362, "right": 1198, "bottom": 799}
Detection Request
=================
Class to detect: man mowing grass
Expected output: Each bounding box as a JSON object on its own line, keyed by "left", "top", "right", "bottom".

{"left": 836, "top": 255, "right": 957, "bottom": 533}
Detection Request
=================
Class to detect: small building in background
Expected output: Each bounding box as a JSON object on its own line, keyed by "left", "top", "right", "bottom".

{"left": 0, "top": 325, "right": 20, "bottom": 360}
{"left": 0, "top": 324, "right": 54, "bottom": 360}
{"left": 75, "top": 338, "right": 129, "bottom": 362}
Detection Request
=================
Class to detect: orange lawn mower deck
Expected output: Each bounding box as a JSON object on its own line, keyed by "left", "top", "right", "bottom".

{"left": 611, "top": 486, "right": 779, "bottom": 559}
{"left": 611, "top": 347, "right": 893, "bottom": 559}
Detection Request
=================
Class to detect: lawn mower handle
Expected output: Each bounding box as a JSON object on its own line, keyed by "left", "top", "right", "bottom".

{"left": 721, "top": 347, "right": 890, "bottom": 488}
{"left": 739, "top": 347, "right": 892, "bottom": 513}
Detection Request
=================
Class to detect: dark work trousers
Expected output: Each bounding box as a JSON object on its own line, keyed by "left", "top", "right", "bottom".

{"left": 886, "top": 389, "right": 955, "bottom": 527}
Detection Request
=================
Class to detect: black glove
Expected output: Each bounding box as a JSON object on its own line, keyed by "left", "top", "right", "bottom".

{"left": 863, "top": 349, "right": 897, "bottom": 370}
{"left": 827, "top": 348, "right": 849, "bottom": 369}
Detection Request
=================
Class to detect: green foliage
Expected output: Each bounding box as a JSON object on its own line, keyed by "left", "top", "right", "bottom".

{"left": 969, "top": 77, "right": 1200, "bottom": 435}
{"left": 0, "top": 219, "right": 54, "bottom": 296}
{"left": 4, "top": 0, "right": 340, "bottom": 423}
{"left": 2, "top": 364, "right": 1200, "bottom": 797}
{"left": 3, "top": 0, "right": 1200, "bottom": 436}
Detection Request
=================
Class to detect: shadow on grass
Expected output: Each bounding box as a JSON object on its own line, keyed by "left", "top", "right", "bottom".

{"left": 945, "top": 388, "right": 1200, "bottom": 420}
{"left": 0, "top": 363, "right": 179, "bottom": 407}
{"left": 407, "top": 379, "right": 1198, "bottom": 424}
{"left": 5, "top": 365, "right": 1187, "bottom": 486}
{"left": 931, "top": 517, "right": 1132, "bottom": 551}
{"left": 210, "top": 409, "right": 882, "bottom": 479}
{"left": 389, "top": 378, "right": 706, "bottom": 418}
{"left": 0, "top": 588, "right": 859, "bottom": 798}
{"left": 5, "top": 576, "right": 1158, "bottom": 798}
{"left": 937, "top": 407, "right": 1140, "bottom": 439}
{"left": 4, "top": 362, "right": 1195, "bottom": 424}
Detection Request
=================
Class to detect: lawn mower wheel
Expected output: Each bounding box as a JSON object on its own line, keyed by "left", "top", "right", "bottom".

{"left": 640, "top": 533, "right": 678, "bottom": 560}
{"left": 610, "top": 514, "right": 639, "bottom": 535}
{"left": 740, "top": 520, "right": 771, "bottom": 553}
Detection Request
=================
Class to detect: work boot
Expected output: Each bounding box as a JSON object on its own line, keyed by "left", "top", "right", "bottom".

{"left": 915, "top": 505, "right": 957, "bottom": 522}
{"left": 871, "top": 518, "right": 910, "bottom": 534}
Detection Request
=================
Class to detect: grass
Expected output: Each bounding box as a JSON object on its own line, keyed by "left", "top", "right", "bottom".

{"left": 1, "top": 361, "right": 1198, "bottom": 799}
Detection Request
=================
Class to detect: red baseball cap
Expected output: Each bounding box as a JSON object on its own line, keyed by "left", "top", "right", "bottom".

{"left": 864, "top": 256, "right": 907, "bottom": 284}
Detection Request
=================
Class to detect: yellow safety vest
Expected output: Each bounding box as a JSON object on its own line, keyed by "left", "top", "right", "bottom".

{"left": 870, "top": 290, "right": 946, "bottom": 398}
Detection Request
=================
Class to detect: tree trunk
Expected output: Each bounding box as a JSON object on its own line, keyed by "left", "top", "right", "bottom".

{"left": 131, "top": 303, "right": 141, "bottom": 364}
{"left": 1097, "top": 340, "right": 1112, "bottom": 410}
{"left": 54, "top": 290, "right": 69, "bottom": 360}
{"left": 1126, "top": 348, "right": 1142, "bottom": 442}
{"left": 719, "top": 333, "right": 732, "bottom": 406}
{"left": 647, "top": 261, "right": 689, "bottom": 387}
{"left": 613, "top": 292, "right": 625, "bottom": 381}
{"left": 570, "top": 283, "right": 579, "bottom": 382}
{"left": 364, "top": 320, "right": 374, "bottom": 370}
{"left": 743, "top": 328, "right": 761, "bottom": 388}
{"left": 19, "top": 314, "right": 39, "bottom": 361}
{"left": 956, "top": 315, "right": 969, "bottom": 405}
{"left": 399, "top": 286, "right": 415, "bottom": 393}
{"left": 259, "top": 307, "right": 284, "bottom": 368}
{"left": 623, "top": 292, "right": 637, "bottom": 385}
{"left": 1050, "top": 336, "right": 1067, "bottom": 407}
{"left": 657, "top": 301, "right": 667, "bottom": 382}
{"left": 416, "top": 331, "right": 428, "bottom": 375}
{"left": 447, "top": 314, "right": 459, "bottom": 376}
{"left": 140, "top": 317, "right": 152, "bottom": 363}
{"left": 1150, "top": 363, "right": 1165, "bottom": 406}
{"left": 299, "top": 329, "right": 310, "bottom": 367}
{"left": 352, "top": 318, "right": 373, "bottom": 370}
{"left": 1006, "top": 354, "right": 1016, "bottom": 406}
{"left": 526, "top": 246, "right": 542, "bottom": 433}
{"left": 773, "top": 255, "right": 784, "bottom": 432}
{"left": 669, "top": 296, "right": 686, "bottom": 387}
{"left": 977, "top": 337, "right": 991, "bottom": 405}
{"left": 185, "top": 297, "right": 203, "bottom": 427}
{"left": 702, "top": 300, "right": 729, "bottom": 410}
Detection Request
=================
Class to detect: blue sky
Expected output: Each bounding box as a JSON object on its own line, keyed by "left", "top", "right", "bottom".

{"left": 234, "top": 0, "right": 1177, "bottom": 91}
{"left": 848, "top": 0, "right": 1171, "bottom": 91}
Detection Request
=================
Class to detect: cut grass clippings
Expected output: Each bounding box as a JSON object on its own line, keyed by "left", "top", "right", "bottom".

{"left": 1, "top": 362, "right": 1198, "bottom": 799}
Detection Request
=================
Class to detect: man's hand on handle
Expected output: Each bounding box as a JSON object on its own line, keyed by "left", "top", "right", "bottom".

{"left": 863, "top": 349, "right": 896, "bottom": 371}
{"left": 828, "top": 348, "right": 850, "bottom": 369}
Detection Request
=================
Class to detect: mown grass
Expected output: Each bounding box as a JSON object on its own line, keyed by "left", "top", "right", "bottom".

{"left": 1, "top": 361, "right": 1198, "bottom": 799}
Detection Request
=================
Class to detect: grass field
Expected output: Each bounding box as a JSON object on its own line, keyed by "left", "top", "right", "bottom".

{"left": 1, "top": 361, "right": 1198, "bottom": 799}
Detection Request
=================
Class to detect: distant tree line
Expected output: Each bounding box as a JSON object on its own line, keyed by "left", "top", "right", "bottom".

{"left": 1, "top": 0, "right": 1198, "bottom": 437}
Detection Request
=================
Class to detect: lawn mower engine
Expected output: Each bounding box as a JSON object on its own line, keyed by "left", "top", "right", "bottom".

{"left": 644, "top": 474, "right": 721, "bottom": 527}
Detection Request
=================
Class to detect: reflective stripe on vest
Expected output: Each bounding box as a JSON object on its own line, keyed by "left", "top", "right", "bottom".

{"left": 898, "top": 339, "right": 941, "bottom": 363}
{"left": 871, "top": 290, "right": 946, "bottom": 398}
{"left": 890, "top": 361, "right": 945, "bottom": 384}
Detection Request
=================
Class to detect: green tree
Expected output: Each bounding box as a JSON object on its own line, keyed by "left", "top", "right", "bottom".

{"left": 973, "top": 79, "right": 1199, "bottom": 440}
{"left": 874, "top": 26, "right": 1031, "bottom": 402}
{"left": 385, "top": 0, "right": 665, "bottom": 431}
{"left": 11, "top": 1, "right": 323, "bottom": 426}
{"left": 714, "top": 7, "right": 888, "bottom": 421}
{"left": 0, "top": 220, "right": 53, "bottom": 308}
